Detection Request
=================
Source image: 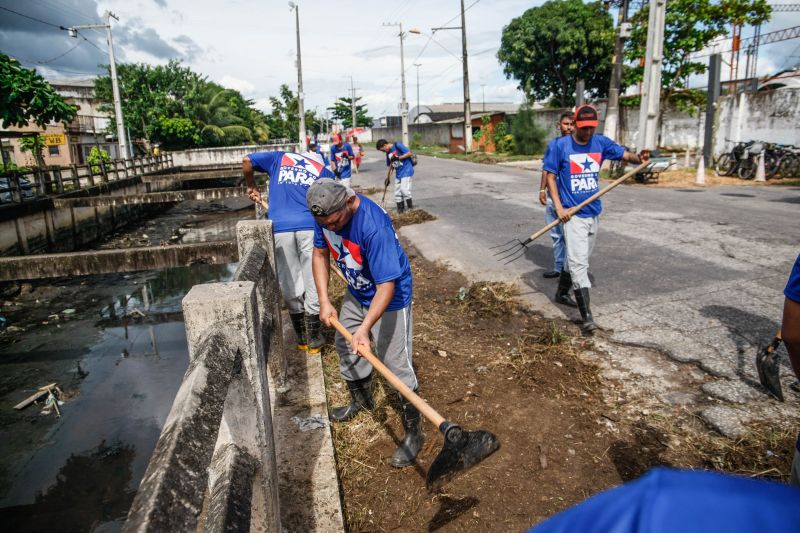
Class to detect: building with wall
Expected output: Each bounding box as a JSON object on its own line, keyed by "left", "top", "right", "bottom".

{"left": 1, "top": 77, "right": 118, "bottom": 169}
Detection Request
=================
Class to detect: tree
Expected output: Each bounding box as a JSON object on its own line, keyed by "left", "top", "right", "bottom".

{"left": 95, "top": 60, "right": 270, "bottom": 148}
{"left": 0, "top": 53, "right": 77, "bottom": 128}
{"left": 19, "top": 134, "right": 46, "bottom": 168}
{"left": 497, "top": 0, "right": 615, "bottom": 107}
{"left": 330, "top": 96, "right": 372, "bottom": 129}
{"left": 510, "top": 105, "right": 548, "bottom": 155}
{"left": 624, "top": 0, "right": 771, "bottom": 111}
{"left": 265, "top": 84, "right": 299, "bottom": 142}
{"left": 95, "top": 61, "right": 200, "bottom": 142}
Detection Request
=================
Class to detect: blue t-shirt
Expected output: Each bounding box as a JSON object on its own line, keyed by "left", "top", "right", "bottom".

{"left": 786, "top": 254, "right": 800, "bottom": 303}
{"left": 387, "top": 142, "right": 414, "bottom": 179}
{"left": 315, "top": 145, "right": 330, "bottom": 166}
{"left": 248, "top": 151, "right": 334, "bottom": 234}
{"left": 313, "top": 194, "right": 413, "bottom": 311}
{"left": 530, "top": 467, "right": 800, "bottom": 533}
{"left": 330, "top": 142, "right": 355, "bottom": 179}
{"left": 542, "top": 134, "right": 625, "bottom": 218}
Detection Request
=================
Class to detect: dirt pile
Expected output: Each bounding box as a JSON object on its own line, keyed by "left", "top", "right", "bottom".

{"left": 319, "top": 221, "right": 796, "bottom": 531}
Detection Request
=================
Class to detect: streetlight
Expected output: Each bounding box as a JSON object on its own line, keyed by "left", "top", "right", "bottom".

{"left": 289, "top": 2, "right": 307, "bottom": 151}
{"left": 66, "top": 11, "right": 128, "bottom": 159}
{"left": 384, "top": 23, "right": 420, "bottom": 146}
{"left": 413, "top": 63, "right": 422, "bottom": 123}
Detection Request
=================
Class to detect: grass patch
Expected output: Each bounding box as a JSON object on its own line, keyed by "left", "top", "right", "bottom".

{"left": 412, "top": 144, "right": 543, "bottom": 164}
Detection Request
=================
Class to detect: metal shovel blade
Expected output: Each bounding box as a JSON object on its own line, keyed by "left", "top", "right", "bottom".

{"left": 756, "top": 339, "right": 784, "bottom": 401}
{"left": 426, "top": 421, "right": 500, "bottom": 492}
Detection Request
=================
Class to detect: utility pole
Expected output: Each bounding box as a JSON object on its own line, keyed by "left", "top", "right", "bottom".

{"left": 350, "top": 76, "right": 357, "bottom": 135}
{"left": 383, "top": 23, "right": 418, "bottom": 146}
{"left": 703, "top": 54, "right": 722, "bottom": 163}
{"left": 290, "top": 2, "right": 306, "bottom": 151}
{"left": 432, "top": 1, "right": 472, "bottom": 152}
{"left": 460, "top": 0, "right": 472, "bottom": 152}
{"left": 414, "top": 63, "right": 422, "bottom": 123}
{"left": 67, "top": 11, "right": 128, "bottom": 159}
{"left": 604, "top": 0, "right": 630, "bottom": 141}
{"left": 636, "top": 0, "right": 666, "bottom": 152}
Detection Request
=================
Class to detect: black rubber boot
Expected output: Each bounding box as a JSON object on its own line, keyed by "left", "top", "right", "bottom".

{"left": 405, "top": 198, "right": 413, "bottom": 210}
{"left": 330, "top": 376, "right": 374, "bottom": 422}
{"left": 555, "top": 271, "right": 578, "bottom": 307}
{"left": 574, "top": 287, "right": 597, "bottom": 334}
{"left": 390, "top": 393, "right": 423, "bottom": 468}
{"left": 396, "top": 201, "right": 405, "bottom": 214}
{"left": 305, "top": 313, "right": 324, "bottom": 354}
{"left": 289, "top": 312, "right": 307, "bottom": 350}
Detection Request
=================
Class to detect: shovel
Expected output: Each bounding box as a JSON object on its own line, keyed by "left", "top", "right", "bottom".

{"left": 328, "top": 315, "right": 500, "bottom": 491}
{"left": 492, "top": 161, "right": 650, "bottom": 264}
{"left": 756, "top": 330, "right": 783, "bottom": 401}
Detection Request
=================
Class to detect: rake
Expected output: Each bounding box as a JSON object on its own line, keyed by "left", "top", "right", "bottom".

{"left": 380, "top": 164, "right": 395, "bottom": 208}
{"left": 492, "top": 162, "right": 649, "bottom": 264}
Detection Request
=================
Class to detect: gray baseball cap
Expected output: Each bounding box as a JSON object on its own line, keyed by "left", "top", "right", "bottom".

{"left": 307, "top": 179, "right": 353, "bottom": 216}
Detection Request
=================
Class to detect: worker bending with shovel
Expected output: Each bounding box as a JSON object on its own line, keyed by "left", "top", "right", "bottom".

{"left": 544, "top": 105, "right": 649, "bottom": 333}
{"left": 307, "top": 179, "right": 421, "bottom": 467}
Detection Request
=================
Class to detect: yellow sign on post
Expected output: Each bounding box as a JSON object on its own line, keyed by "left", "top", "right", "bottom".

{"left": 44, "top": 134, "right": 66, "bottom": 146}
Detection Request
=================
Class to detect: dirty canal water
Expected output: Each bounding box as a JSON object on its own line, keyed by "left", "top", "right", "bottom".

{"left": 0, "top": 201, "right": 252, "bottom": 532}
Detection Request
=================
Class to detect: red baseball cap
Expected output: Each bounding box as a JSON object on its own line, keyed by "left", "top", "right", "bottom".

{"left": 574, "top": 105, "right": 599, "bottom": 128}
{"left": 332, "top": 134, "right": 342, "bottom": 143}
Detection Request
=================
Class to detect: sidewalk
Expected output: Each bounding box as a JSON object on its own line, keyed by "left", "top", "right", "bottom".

{"left": 497, "top": 159, "right": 542, "bottom": 170}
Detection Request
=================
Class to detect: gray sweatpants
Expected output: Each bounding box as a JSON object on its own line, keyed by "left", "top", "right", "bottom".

{"left": 394, "top": 177, "right": 412, "bottom": 203}
{"left": 563, "top": 215, "right": 598, "bottom": 289}
{"left": 274, "top": 230, "right": 319, "bottom": 315}
{"left": 335, "top": 292, "right": 417, "bottom": 390}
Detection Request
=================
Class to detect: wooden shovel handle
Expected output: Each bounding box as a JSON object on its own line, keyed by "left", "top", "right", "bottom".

{"left": 328, "top": 315, "right": 445, "bottom": 428}
{"left": 524, "top": 161, "right": 650, "bottom": 243}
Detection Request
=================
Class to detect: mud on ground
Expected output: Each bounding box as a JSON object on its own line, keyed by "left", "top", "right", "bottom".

{"left": 320, "top": 211, "right": 795, "bottom": 532}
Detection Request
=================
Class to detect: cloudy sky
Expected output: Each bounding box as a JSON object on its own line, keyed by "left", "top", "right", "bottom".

{"left": 2, "top": 0, "right": 799, "bottom": 119}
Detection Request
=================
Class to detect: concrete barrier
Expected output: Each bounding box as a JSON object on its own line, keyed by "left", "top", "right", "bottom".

{"left": 124, "top": 220, "right": 288, "bottom": 532}
{"left": 170, "top": 144, "right": 301, "bottom": 167}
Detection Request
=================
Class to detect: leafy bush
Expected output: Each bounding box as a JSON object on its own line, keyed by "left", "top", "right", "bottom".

{"left": 410, "top": 132, "right": 422, "bottom": 150}
{"left": 154, "top": 116, "right": 201, "bottom": 150}
{"left": 511, "top": 106, "right": 547, "bottom": 155}
{"left": 87, "top": 146, "right": 111, "bottom": 174}
{"left": 493, "top": 121, "right": 514, "bottom": 153}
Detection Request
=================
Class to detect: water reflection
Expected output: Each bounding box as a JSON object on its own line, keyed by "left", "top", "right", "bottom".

{"left": 0, "top": 261, "right": 237, "bottom": 531}
{"left": 0, "top": 442, "right": 136, "bottom": 533}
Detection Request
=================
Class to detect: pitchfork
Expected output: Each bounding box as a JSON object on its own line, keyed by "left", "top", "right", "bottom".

{"left": 492, "top": 162, "right": 649, "bottom": 264}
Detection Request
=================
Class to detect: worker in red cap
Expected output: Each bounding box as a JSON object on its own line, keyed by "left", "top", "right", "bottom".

{"left": 330, "top": 134, "right": 355, "bottom": 188}
{"left": 543, "top": 105, "right": 649, "bottom": 333}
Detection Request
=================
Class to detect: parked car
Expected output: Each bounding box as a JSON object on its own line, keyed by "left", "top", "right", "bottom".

{"left": 0, "top": 176, "right": 35, "bottom": 204}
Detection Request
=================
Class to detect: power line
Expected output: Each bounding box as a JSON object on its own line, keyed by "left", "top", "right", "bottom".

{"left": 692, "top": 25, "right": 800, "bottom": 58}
{"left": 0, "top": 5, "right": 66, "bottom": 28}
{"left": 36, "top": 37, "right": 84, "bottom": 64}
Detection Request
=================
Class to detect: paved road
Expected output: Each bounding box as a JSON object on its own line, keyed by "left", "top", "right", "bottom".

{"left": 354, "top": 151, "right": 800, "bottom": 436}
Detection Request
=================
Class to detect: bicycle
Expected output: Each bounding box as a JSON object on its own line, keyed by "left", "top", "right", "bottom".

{"left": 715, "top": 139, "right": 754, "bottom": 177}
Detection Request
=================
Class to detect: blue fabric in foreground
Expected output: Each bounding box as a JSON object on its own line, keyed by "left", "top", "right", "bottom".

{"left": 529, "top": 468, "right": 800, "bottom": 533}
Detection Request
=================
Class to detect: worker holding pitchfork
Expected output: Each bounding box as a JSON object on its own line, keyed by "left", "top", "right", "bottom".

{"left": 544, "top": 105, "right": 649, "bottom": 333}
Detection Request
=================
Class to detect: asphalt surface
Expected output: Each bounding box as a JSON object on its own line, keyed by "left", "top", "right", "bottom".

{"left": 353, "top": 150, "right": 800, "bottom": 436}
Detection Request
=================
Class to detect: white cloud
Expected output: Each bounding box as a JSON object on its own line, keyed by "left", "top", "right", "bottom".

{"left": 219, "top": 75, "right": 256, "bottom": 94}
